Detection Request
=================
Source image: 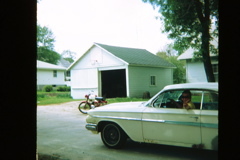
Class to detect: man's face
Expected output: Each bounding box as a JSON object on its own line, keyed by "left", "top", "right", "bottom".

{"left": 182, "top": 93, "right": 190, "bottom": 103}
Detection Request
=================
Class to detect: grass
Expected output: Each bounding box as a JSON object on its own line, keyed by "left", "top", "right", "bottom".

{"left": 37, "top": 91, "right": 80, "bottom": 105}
{"left": 37, "top": 91, "right": 147, "bottom": 105}
{"left": 107, "top": 97, "right": 145, "bottom": 103}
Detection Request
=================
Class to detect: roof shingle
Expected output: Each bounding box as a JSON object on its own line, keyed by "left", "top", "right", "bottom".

{"left": 95, "top": 43, "right": 175, "bottom": 68}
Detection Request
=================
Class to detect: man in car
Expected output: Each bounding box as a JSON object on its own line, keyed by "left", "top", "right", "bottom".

{"left": 181, "top": 90, "right": 195, "bottom": 109}
{"left": 171, "top": 90, "right": 195, "bottom": 109}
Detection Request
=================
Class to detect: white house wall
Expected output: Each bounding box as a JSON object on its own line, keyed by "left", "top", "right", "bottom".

{"left": 37, "top": 69, "right": 65, "bottom": 89}
{"left": 70, "top": 46, "right": 127, "bottom": 99}
{"left": 128, "top": 66, "right": 173, "bottom": 98}
{"left": 186, "top": 60, "right": 207, "bottom": 82}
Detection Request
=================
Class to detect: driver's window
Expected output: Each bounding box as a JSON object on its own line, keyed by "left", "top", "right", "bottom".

{"left": 190, "top": 90, "right": 203, "bottom": 109}
{"left": 152, "top": 90, "right": 182, "bottom": 108}
{"left": 152, "top": 90, "right": 202, "bottom": 109}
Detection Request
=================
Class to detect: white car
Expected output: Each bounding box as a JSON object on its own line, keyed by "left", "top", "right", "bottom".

{"left": 85, "top": 83, "right": 218, "bottom": 150}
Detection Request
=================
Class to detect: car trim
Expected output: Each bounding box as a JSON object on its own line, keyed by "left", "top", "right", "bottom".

{"left": 142, "top": 119, "right": 201, "bottom": 127}
{"left": 92, "top": 115, "right": 142, "bottom": 121}
{"left": 201, "top": 123, "right": 218, "bottom": 128}
{"left": 92, "top": 115, "right": 218, "bottom": 129}
{"left": 142, "top": 119, "right": 218, "bottom": 128}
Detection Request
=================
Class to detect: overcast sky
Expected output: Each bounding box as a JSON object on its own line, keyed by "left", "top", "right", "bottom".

{"left": 37, "top": 0, "right": 173, "bottom": 58}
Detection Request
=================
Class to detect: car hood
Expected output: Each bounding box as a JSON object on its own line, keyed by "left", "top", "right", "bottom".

{"left": 87, "top": 101, "right": 146, "bottom": 115}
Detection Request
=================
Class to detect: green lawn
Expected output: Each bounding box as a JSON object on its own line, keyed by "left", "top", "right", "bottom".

{"left": 37, "top": 91, "right": 147, "bottom": 105}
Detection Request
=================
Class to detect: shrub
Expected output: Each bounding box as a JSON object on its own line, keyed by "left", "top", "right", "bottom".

{"left": 65, "top": 86, "right": 71, "bottom": 91}
{"left": 44, "top": 85, "right": 53, "bottom": 92}
{"left": 56, "top": 86, "right": 64, "bottom": 91}
{"left": 57, "top": 86, "right": 71, "bottom": 92}
{"left": 65, "top": 86, "right": 70, "bottom": 91}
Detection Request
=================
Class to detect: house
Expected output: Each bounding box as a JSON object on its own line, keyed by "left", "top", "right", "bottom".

{"left": 37, "top": 60, "right": 66, "bottom": 90}
{"left": 57, "top": 58, "right": 72, "bottom": 68}
{"left": 177, "top": 48, "right": 218, "bottom": 83}
{"left": 57, "top": 58, "right": 72, "bottom": 85}
{"left": 67, "top": 43, "right": 176, "bottom": 99}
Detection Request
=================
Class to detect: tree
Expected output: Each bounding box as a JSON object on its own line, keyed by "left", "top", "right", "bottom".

{"left": 38, "top": 47, "right": 61, "bottom": 65}
{"left": 157, "top": 46, "right": 186, "bottom": 84}
{"left": 37, "top": 24, "right": 55, "bottom": 50}
{"left": 143, "top": 0, "right": 218, "bottom": 82}
{"left": 61, "top": 50, "right": 77, "bottom": 63}
{"left": 37, "top": 24, "right": 61, "bottom": 64}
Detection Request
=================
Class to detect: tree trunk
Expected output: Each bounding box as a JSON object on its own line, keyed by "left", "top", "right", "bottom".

{"left": 201, "top": 27, "right": 215, "bottom": 82}
{"left": 196, "top": 0, "right": 215, "bottom": 82}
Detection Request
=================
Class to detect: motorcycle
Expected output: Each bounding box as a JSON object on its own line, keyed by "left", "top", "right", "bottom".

{"left": 78, "top": 91, "right": 107, "bottom": 114}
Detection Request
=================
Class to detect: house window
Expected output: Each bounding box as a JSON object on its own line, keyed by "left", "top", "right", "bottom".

{"left": 66, "top": 71, "right": 70, "bottom": 77}
{"left": 150, "top": 76, "right": 156, "bottom": 86}
{"left": 212, "top": 63, "right": 218, "bottom": 82}
{"left": 212, "top": 64, "right": 218, "bottom": 73}
{"left": 53, "top": 70, "right": 57, "bottom": 77}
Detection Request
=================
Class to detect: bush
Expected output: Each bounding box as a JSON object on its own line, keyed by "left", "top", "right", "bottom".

{"left": 44, "top": 85, "right": 53, "bottom": 92}
{"left": 57, "top": 86, "right": 70, "bottom": 92}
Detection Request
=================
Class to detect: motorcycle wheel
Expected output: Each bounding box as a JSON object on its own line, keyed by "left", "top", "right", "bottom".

{"left": 78, "top": 102, "right": 91, "bottom": 114}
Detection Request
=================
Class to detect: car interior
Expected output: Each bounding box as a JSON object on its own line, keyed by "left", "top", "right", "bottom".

{"left": 154, "top": 90, "right": 218, "bottom": 110}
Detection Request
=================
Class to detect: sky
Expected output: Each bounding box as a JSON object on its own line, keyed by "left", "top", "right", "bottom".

{"left": 37, "top": 0, "right": 173, "bottom": 58}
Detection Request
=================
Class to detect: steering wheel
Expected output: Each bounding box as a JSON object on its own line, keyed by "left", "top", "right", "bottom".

{"left": 166, "top": 98, "right": 181, "bottom": 108}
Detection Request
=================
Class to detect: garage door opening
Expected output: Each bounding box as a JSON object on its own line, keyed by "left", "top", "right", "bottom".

{"left": 101, "top": 69, "right": 126, "bottom": 98}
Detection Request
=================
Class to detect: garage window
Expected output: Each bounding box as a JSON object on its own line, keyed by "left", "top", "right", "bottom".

{"left": 150, "top": 76, "right": 156, "bottom": 86}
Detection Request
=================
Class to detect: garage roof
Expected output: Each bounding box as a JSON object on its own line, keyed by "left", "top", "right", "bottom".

{"left": 95, "top": 43, "right": 176, "bottom": 68}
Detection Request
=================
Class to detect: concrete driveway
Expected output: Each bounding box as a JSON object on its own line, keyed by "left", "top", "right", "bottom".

{"left": 37, "top": 101, "right": 217, "bottom": 160}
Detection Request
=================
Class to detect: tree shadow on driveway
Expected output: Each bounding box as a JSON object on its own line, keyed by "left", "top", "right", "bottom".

{"left": 123, "top": 139, "right": 218, "bottom": 160}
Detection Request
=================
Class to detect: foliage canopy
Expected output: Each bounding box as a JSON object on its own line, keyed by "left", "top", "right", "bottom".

{"left": 157, "top": 47, "right": 186, "bottom": 84}
{"left": 61, "top": 50, "right": 77, "bottom": 63}
{"left": 37, "top": 24, "right": 60, "bottom": 64}
{"left": 143, "top": 0, "right": 218, "bottom": 82}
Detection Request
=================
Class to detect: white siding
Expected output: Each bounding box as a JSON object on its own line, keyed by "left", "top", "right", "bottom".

{"left": 72, "top": 46, "right": 126, "bottom": 70}
{"left": 71, "top": 88, "right": 98, "bottom": 100}
{"left": 71, "top": 69, "right": 97, "bottom": 88}
{"left": 71, "top": 68, "right": 98, "bottom": 99}
{"left": 70, "top": 46, "right": 127, "bottom": 99}
{"left": 186, "top": 61, "right": 207, "bottom": 83}
{"left": 37, "top": 69, "right": 65, "bottom": 85}
{"left": 128, "top": 66, "right": 173, "bottom": 98}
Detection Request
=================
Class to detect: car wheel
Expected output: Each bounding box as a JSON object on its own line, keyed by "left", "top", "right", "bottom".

{"left": 101, "top": 123, "right": 127, "bottom": 149}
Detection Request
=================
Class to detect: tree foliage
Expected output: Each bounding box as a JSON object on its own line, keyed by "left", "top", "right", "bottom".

{"left": 37, "top": 24, "right": 60, "bottom": 64}
{"left": 38, "top": 46, "right": 61, "bottom": 65}
{"left": 157, "top": 47, "right": 186, "bottom": 84}
{"left": 37, "top": 24, "right": 55, "bottom": 50}
{"left": 61, "top": 50, "right": 77, "bottom": 63}
{"left": 143, "top": 0, "right": 218, "bottom": 82}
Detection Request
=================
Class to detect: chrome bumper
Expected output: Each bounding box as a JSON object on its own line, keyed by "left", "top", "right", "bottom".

{"left": 85, "top": 123, "right": 98, "bottom": 131}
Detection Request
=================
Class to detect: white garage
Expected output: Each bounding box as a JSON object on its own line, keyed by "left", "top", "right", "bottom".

{"left": 68, "top": 43, "right": 176, "bottom": 99}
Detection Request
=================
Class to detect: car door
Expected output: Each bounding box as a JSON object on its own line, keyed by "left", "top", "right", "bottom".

{"left": 142, "top": 90, "right": 202, "bottom": 147}
{"left": 200, "top": 90, "right": 218, "bottom": 150}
